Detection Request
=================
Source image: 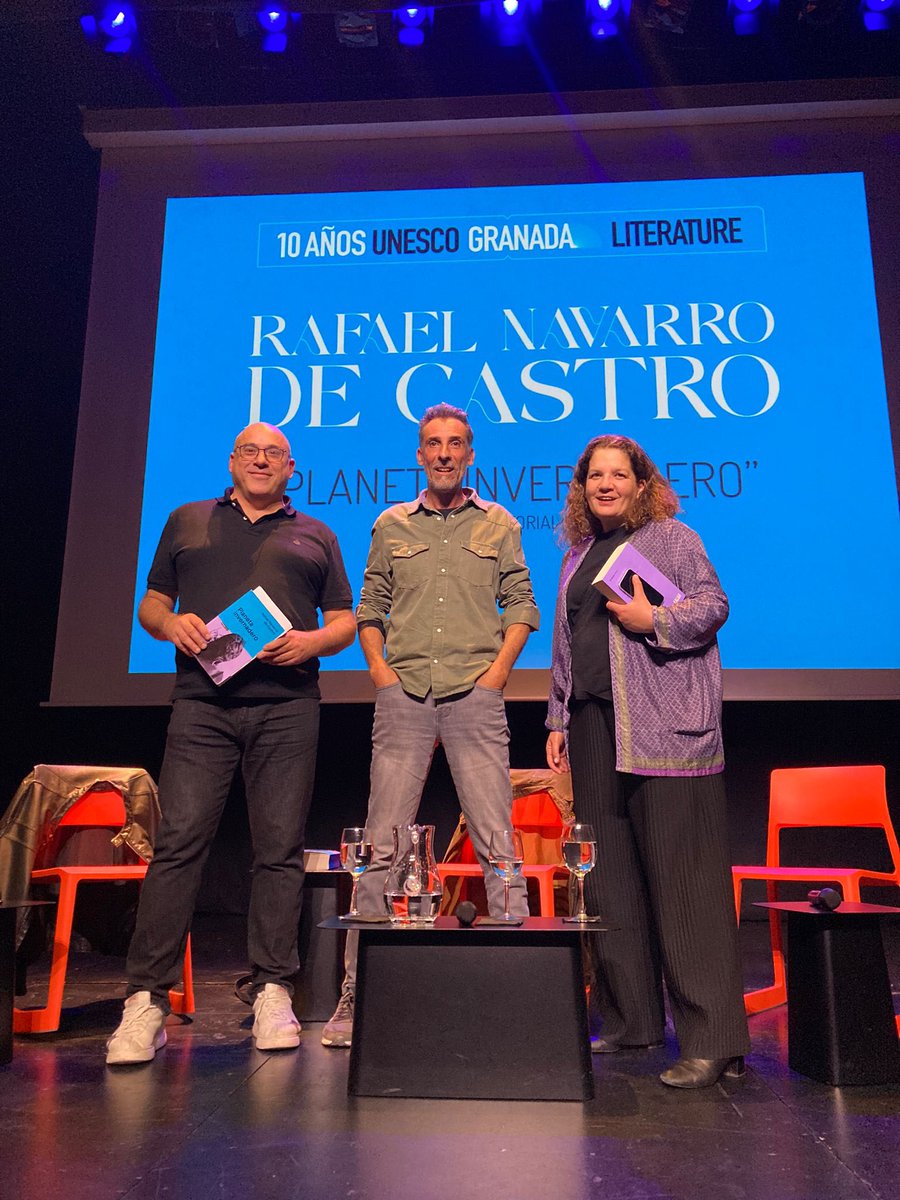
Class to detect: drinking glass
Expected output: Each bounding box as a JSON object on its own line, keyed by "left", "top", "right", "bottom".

{"left": 562, "top": 822, "right": 603, "bottom": 924}
{"left": 338, "top": 826, "right": 373, "bottom": 920}
{"left": 488, "top": 829, "right": 525, "bottom": 923}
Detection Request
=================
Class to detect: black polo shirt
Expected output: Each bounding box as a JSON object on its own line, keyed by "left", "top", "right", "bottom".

{"left": 147, "top": 489, "right": 353, "bottom": 702}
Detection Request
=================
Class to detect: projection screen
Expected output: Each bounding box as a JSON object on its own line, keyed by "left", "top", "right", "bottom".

{"left": 50, "top": 91, "right": 900, "bottom": 704}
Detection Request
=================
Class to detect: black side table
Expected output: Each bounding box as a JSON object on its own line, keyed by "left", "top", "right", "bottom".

{"left": 295, "top": 871, "right": 350, "bottom": 1020}
{"left": 320, "top": 916, "right": 595, "bottom": 1101}
{"left": 0, "top": 901, "right": 52, "bottom": 1065}
{"left": 757, "top": 901, "right": 900, "bottom": 1086}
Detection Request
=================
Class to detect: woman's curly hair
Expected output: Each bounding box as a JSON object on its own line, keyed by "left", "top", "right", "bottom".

{"left": 560, "top": 434, "right": 680, "bottom": 546}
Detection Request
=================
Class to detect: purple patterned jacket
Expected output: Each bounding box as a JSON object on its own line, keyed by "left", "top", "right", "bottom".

{"left": 547, "top": 518, "right": 728, "bottom": 777}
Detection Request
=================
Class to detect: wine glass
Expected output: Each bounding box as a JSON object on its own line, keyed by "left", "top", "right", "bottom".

{"left": 488, "top": 829, "right": 525, "bottom": 923}
{"left": 562, "top": 822, "right": 603, "bottom": 924}
{"left": 338, "top": 826, "right": 373, "bottom": 921}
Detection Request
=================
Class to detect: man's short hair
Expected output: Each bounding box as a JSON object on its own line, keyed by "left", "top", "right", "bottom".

{"left": 418, "top": 404, "right": 473, "bottom": 447}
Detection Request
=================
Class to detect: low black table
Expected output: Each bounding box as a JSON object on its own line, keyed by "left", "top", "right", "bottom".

{"left": 295, "top": 871, "right": 351, "bottom": 1021}
{"left": 757, "top": 901, "right": 900, "bottom": 1086}
{"left": 0, "top": 901, "right": 52, "bottom": 1066}
{"left": 320, "top": 916, "right": 596, "bottom": 1101}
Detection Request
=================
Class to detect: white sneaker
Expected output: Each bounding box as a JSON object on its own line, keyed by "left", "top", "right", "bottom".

{"left": 106, "top": 991, "right": 167, "bottom": 1065}
{"left": 252, "top": 983, "right": 301, "bottom": 1050}
{"left": 321, "top": 989, "right": 354, "bottom": 1048}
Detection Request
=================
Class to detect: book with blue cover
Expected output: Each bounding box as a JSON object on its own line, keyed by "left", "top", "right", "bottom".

{"left": 195, "top": 586, "right": 291, "bottom": 685}
{"left": 592, "top": 542, "right": 685, "bottom": 609}
{"left": 304, "top": 849, "right": 342, "bottom": 871}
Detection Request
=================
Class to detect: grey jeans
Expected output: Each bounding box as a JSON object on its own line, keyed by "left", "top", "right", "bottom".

{"left": 343, "top": 683, "right": 528, "bottom": 991}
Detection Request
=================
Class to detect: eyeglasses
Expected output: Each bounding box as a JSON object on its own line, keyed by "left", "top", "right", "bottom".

{"left": 234, "top": 444, "right": 289, "bottom": 463}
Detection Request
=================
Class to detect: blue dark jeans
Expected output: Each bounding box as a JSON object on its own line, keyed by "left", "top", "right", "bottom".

{"left": 126, "top": 697, "right": 319, "bottom": 1011}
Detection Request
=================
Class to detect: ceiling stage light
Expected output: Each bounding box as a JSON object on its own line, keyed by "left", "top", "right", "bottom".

{"left": 98, "top": 4, "right": 136, "bottom": 38}
{"left": 480, "top": 0, "right": 537, "bottom": 44}
{"left": 257, "top": 8, "right": 289, "bottom": 32}
{"left": 587, "top": 0, "right": 622, "bottom": 16}
{"left": 394, "top": 7, "right": 433, "bottom": 46}
{"left": 79, "top": 4, "right": 136, "bottom": 52}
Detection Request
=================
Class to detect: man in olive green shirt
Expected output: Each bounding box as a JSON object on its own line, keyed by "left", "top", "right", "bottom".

{"left": 322, "top": 403, "right": 540, "bottom": 1047}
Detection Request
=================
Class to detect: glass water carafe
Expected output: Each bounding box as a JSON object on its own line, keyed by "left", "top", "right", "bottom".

{"left": 383, "top": 823, "right": 443, "bottom": 925}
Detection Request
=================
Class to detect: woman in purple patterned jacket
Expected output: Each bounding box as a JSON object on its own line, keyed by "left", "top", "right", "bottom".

{"left": 546, "top": 434, "right": 749, "bottom": 1090}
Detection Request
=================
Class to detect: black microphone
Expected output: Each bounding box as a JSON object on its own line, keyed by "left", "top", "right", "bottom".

{"left": 456, "top": 901, "right": 477, "bottom": 927}
{"left": 808, "top": 887, "right": 842, "bottom": 911}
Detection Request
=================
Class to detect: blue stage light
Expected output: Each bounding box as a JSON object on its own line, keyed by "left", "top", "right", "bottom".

{"left": 397, "top": 6, "right": 427, "bottom": 24}
{"left": 590, "top": 18, "right": 620, "bottom": 34}
{"left": 732, "top": 0, "right": 763, "bottom": 10}
{"left": 97, "top": 4, "right": 136, "bottom": 38}
{"left": 587, "top": 0, "right": 621, "bottom": 15}
{"left": 480, "top": 0, "right": 531, "bottom": 45}
{"left": 733, "top": 11, "right": 761, "bottom": 30}
{"left": 257, "top": 8, "right": 288, "bottom": 32}
{"left": 863, "top": 0, "right": 893, "bottom": 9}
{"left": 394, "top": 6, "right": 432, "bottom": 43}
{"left": 862, "top": 9, "right": 890, "bottom": 24}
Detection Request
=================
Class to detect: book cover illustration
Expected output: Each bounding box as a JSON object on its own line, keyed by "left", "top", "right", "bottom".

{"left": 592, "top": 542, "right": 685, "bottom": 608}
{"left": 195, "top": 586, "right": 291, "bottom": 685}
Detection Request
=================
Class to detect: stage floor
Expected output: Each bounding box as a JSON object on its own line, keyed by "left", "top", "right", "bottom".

{"left": 4, "top": 916, "right": 899, "bottom": 1200}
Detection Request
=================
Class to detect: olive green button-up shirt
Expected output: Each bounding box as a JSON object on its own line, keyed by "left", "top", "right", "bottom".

{"left": 356, "top": 489, "right": 540, "bottom": 700}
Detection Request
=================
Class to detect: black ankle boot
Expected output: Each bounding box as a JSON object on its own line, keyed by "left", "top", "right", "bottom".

{"left": 659, "top": 1056, "right": 745, "bottom": 1089}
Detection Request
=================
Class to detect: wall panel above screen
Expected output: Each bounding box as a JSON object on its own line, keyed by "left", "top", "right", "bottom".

{"left": 50, "top": 94, "right": 900, "bottom": 704}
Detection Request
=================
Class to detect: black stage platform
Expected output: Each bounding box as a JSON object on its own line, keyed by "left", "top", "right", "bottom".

{"left": 3, "top": 915, "right": 899, "bottom": 1200}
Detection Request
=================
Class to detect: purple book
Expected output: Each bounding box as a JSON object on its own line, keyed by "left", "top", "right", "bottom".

{"left": 592, "top": 541, "right": 685, "bottom": 608}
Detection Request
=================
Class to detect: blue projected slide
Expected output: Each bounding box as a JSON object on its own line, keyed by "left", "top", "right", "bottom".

{"left": 132, "top": 172, "right": 899, "bottom": 674}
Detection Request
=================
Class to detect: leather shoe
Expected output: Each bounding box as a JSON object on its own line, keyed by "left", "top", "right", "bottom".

{"left": 659, "top": 1056, "right": 745, "bottom": 1088}
{"left": 592, "top": 1037, "right": 664, "bottom": 1055}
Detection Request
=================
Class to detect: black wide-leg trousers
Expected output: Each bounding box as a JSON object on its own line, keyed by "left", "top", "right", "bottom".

{"left": 567, "top": 699, "right": 749, "bottom": 1059}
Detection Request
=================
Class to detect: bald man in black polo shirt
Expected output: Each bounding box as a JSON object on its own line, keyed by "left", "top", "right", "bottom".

{"left": 106, "top": 423, "right": 355, "bottom": 1065}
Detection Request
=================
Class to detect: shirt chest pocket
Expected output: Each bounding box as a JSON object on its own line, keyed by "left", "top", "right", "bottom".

{"left": 458, "top": 539, "right": 499, "bottom": 587}
{"left": 390, "top": 542, "right": 430, "bottom": 589}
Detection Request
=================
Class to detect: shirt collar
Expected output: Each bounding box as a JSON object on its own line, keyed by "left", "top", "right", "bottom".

{"left": 217, "top": 485, "right": 297, "bottom": 519}
{"left": 404, "top": 487, "right": 488, "bottom": 517}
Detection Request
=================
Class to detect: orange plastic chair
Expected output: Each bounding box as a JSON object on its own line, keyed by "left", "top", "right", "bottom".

{"left": 732, "top": 765, "right": 900, "bottom": 1018}
{"left": 13, "top": 784, "right": 194, "bottom": 1033}
{"left": 438, "top": 790, "right": 568, "bottom": 917}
